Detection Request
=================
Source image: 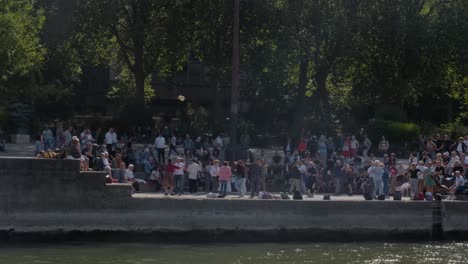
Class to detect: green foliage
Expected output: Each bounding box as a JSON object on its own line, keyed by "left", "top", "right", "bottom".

{"left": 437, "top": 118, "right": 468, "bottom": 138}
{"left": 33, "top": 82, "right": 75, "bottom": 120}
{"left": 0, "top": 0, "right": 45, "bottom": 79}
{"left": 107, "top": 68, "right": 154, "bottom": 108}
{"left": 367, "top": 119, "right": 421, "bottom": 144}
{"left": 0, "top": 0, "right": 45, "bottom": 99}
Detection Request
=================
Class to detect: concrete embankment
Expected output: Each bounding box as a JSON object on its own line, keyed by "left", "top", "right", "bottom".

{"left": 0, "top": 157, "right": 466, "bottom": 242}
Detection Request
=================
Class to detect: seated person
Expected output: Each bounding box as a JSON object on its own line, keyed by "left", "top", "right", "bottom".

{"left": 69, "top": 136, "right": 89, "bottom": 171}
{"left": 115, "top": 163, "right": 127, "bottom": 183}
{"left": 449, "top": 171, "right": 466, "bottom": 200}
{"left": 96, "top": 152, "right": 112, "bottom": 177}
{"left": 125, "top": 164, "right": 142, "bottom": 192}
{"left": 82, "top": 142, "right": 97, "bottom": 168}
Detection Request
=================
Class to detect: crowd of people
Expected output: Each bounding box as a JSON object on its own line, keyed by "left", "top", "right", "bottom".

{"left": 19, "top": 123, "right": 468, "bottom": 200}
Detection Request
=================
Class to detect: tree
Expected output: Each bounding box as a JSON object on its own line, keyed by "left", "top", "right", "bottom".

{"left": 0, "top": 0, "right": 45, "bottom": 99}
{"left": 74, "top": 0, "right": 192, "bottom": 107}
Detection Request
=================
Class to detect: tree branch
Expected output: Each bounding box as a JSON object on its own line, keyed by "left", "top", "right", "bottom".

{"left": 110, "top": 24, "right": 135, "bottom": 73}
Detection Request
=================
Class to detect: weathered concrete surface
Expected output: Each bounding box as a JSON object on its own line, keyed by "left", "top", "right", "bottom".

{"left": 0, "top": 157, "right": 466, "bottom": 242}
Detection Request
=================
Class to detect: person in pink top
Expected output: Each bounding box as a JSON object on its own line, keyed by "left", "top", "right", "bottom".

{"left": 218, "top": 161, "right": 232, "bottom": 198}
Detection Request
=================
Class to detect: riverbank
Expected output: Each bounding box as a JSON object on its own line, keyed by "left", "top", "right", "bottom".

{"left": 1, "top": 157, "right": 467, "bottom": 243}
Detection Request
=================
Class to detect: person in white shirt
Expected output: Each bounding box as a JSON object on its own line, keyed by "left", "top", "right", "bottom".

{"left": 125, "top": 164, "right": 141, "bottom": 193}
{"left": 297, "top": 160, "right": 307, "bottom": 193}
{"left": 174, "top": 158, "right": 185, "bottom": 195}
{"left": 154, "top": 134, "right": 166, "bottom": 163}
{"left": 169, "top": 134, "right": 178, "bottom": 156}
{"left": 187, "top": 160, "right": 202, "bottom": 193}
{"left": 105, "top": 128, "right": 117, "bottom": 155}
{"left": 416, "top": 161, "right": 427, "bottom": 194}
{"left": 210, "top": 160, "right": 220, "bottom": 192}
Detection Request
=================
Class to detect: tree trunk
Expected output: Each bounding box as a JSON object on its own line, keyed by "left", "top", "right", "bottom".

{"left": 291, "top": 58, "right": 309, "bottom": 139}
{"left": 133, "top": 67, "right": 145, "bottom": 107}
{"left": 314, "top": 63, "right": 330, "bottom": 111}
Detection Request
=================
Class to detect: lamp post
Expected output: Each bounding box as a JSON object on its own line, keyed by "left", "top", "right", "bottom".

{"left": 230, "top": 0, "right": 240, "bottom": 160}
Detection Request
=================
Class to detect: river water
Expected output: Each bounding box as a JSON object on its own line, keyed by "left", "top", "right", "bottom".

{"left": 0, "top": 242, "right": 467, "bottom": 264}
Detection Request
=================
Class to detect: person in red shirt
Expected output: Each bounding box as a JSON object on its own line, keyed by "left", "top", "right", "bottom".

{"left": 298, "top": 138, "right": 307, "bottom": 158}
{"left": 164, "top": 159, "right": 179, "bottom": 195}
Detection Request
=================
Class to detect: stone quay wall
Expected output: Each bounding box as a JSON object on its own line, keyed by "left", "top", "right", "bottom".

{"left": 0, "top": 157, "right": 466, "bottom": 242}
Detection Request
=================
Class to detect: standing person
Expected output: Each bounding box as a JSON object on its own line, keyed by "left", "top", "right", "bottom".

{"left": 105, "top": 128, "right": 118, "bottom": 156}
{"left": 283, "top": 137, "right": 293, "bottom": 156}
{"left": 333, "top": 160, "right": 344, "bottom": 195}
{"left": 213, "top": 134, "right": 223, "bottom": 158}
{"left": 389, "top": 164, "right": 398, "bottom": 195}
{"left": 363, "top": 135, "right": 372, "bottom": 159}
{"left": 297, "top": 138, "right": 307, "bottom": 158}
{"left": 288, "top": 161, "right": 301, "bottom": 194}
{"left": 416, "top": 161, "right": 427, "bottom": 194}
{"left": 426, "top": 136, "right": 437, "bottom": 159}
{"left": 187, "top": 159, "right": 202, "bottom": 194}
{"left": 209, "top": 160, "right": 220, "bottom": 193}
{"left": 240, "top": 131, "right": 251, "bottom": 150}
{"left": 350, "top": 135, "right": 359, "bottom": 158}
{"left": 154, "top": 134, "right": 166, "bottom": 164}
{"left": 249, "top": 159, "right": 263, "bottom": 198}
{"left": 55, "top": 123, "right": 65, "bottom": 149}
{"left": 203, "top": 160, "right": 212, "bottom": 192}
{"left": 183, "top": 134, "right": 194, "bottom": 158}
{"left": 371, "top": 161, "right": 385, "bottom": 198}
{"left": 169, "top": 134, "right": 178, "bottom": 157}
{"left": 407, "top": 163, "right": 421, "bottom": 199}
{"left": 326, "top": 137, "right": 336, "bottom": 159}
{"left": 317, "top": 136, "right": 328, "bottom": 166}
{"left": 234, "top": 160, "right": 247, "bottom": 197}
{"left": 218, "top": 161, "right": 232, "bottom": 198}
{"left": 41, "top": 125, "right": 54, "bottom": 151}
{"left": 297, "top": 160, "right": 307, "bottom": 194}
{"left": 164, "top": 159, "right": 179, "bottom": 195}
{"left": 194, "top": 137, "right": 203, "bottom": 157}
{"left": 382, "top": 165, "right": 390, "bottom": 196}
{"left": 378, "top": 136, "right": 390, "bottom": 155}
{"left": 174, "top": 158, "right": 185, "bottom": 195}
{"left": 306, "top": 161, "right": 318, "bottom": 197}
{"left": 341, "top": 136, "right": 351, "bottom": 162}
{"left": 63, "top": 126, "right": 73, "bottom": 146}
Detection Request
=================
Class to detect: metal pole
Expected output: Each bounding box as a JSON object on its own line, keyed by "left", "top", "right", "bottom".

{"left": 230, "top": 0, "right": 240, "bottom": 161}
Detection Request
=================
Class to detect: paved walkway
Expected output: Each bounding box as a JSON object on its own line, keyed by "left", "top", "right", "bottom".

{"left": 0, "top": 144, "right": 35, "bottom": 157}
{"left": 133, "top": 192, "right": 415, "bottom": 202}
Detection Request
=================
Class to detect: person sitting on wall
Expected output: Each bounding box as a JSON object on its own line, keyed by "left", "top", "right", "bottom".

{"left": 68, "top": 136, "right": 89, "bottom": 171}
{"left": 448, "top": 171, "right": 466, "bottom": 200}
{"left": 82, "top": 142, "right": 97, "bottom": 169}
{"left": 96, "top": 152, "right": 112, "bottom": 177}
{"left": 124, "top": 164, "right": 141, "bottom": 192}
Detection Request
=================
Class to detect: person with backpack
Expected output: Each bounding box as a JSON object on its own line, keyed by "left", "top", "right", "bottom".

{"left": 249, "top": 159, "right": 263, "bottom": 198}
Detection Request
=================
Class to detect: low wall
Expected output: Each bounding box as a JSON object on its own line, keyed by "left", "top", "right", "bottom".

{"left": 0, "top": 157, "right": 466, "bottom": 242}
